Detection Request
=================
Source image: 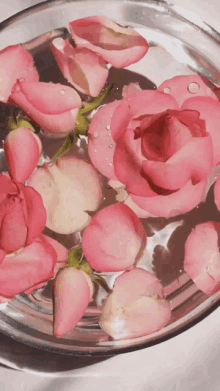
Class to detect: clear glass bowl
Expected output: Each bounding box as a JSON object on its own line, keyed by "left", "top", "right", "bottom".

{"left": 0, "top": 0, "right": 220, "bottom": 356}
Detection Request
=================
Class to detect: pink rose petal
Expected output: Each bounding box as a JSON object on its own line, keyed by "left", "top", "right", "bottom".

{"left": 53, "top": 268, "right": 91, "bottom": 337}
{"left": 184, "top": 222, "right": 220, "bottom": 294}
{"left": 82, "top": 203, "right": 146, "bottom": 272}
{"left": 88, "top": 101, "right": 119, "bottom": 179}
{"left": 0, "top": 235, "right": 56, "bottom": 298}
{"left": 51, "top": 38, "right": 109, "bottom": 97}
{"left": 181, "top": 96, "right": 220, "bottom": 165}
{"left": 18, "top": 80, "right": 81, "bottom": 115}
{"left": 69, "top": 16, "right": 149, "bottom": 68}
{"left": 4, "top": 127, "right": 41, "bottom": 183}
{"left": 100, "top": 268, "right": 171, "bottom": 339}
{"left": 10, "top": 81, "right": 81, "bottom": 136}
{"left": 158, "top": 74, "right": 218, "bottom": 107}
{"left": 0, "top": 44, "right": 39, "bottom": 103}
{"left": 130, "top": 179, "right": 207, "bottom": 218}
{"left": 214, "top": 176, "right": 220, "bottom": 211}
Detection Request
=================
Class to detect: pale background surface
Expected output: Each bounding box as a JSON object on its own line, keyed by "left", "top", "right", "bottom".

{"left": 0, "top": 0, "right": 220, "bottom": 389}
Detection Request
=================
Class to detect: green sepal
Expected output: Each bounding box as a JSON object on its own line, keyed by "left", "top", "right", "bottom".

{"left": 66, "top": 247, "right": 83, "bottom": 269}
{"left": 75, "top": 114, "right": 91, "bottom": 135}
{"left": 79, "top": 69, "right": 122, "bottom": 115}
{"left": 92, "top": 275, "right": 111, "bottom": 293}
{"left": 79, "top": 258, "right": 93, "bottom": 275}
{"left": 8, "top": 117, "right": 35, "bottom": 132}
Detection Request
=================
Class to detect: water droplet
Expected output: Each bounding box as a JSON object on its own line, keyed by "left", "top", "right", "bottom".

{"left": 205, "top": 87, "right": 212, "bottom": 96}
{"left": 106, "top": 125, "right": 110, "bottom": 130}
{"left": 93, "top": 132, "right": 99, "bottom": 138}
{"left": 108, "top": 162, "right": 113, "bottom": 167}
{"left": 94, "top": 149, "right": 97, "bottom": 153}
{"left": 19, "top": 78, "right": 25, "bottom": 82}
{"left": 188, "top": 82, "right": 200, "bottom": 94}
{"left": 163, "top": 87, "right": 171, "bottom": 94}
{"left": 60, "top": 89, "right": 65, "bottom": 95}
{"left": 109, "top": 144, "right": 113, "bottom": 148}
{"left": 108, "top": 133, "right": 111, "bottom": 137}
{"left": 105, "top": 157, "right": 108, "bottom": 160}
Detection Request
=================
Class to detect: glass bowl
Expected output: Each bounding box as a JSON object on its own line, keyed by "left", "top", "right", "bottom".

{"left": 0, "top": 0, "right": 220, "bottom": 356}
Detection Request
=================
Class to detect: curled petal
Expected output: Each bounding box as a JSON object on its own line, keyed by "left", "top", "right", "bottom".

{"left": 27, "top": 156, "right": 102, "bottom": 234}
{"left": 51, "top": 38, "right": 108, "bottom": 97}
{"left": 82, "top": 203, "right": 147, "bottom": 272}
{"left": 141, "top": 135, "right": 213, "bottom": 191}
{"left": 123, "top": 195, "right": 156, "bottom": 219}
{"left": 10, "top": 82, "right": 81, "bottom": 136}
{"left": 181, "top": 96, "right": 220, "bottom": 165}
{"left": 0, "top": 173, "right": 17, "bottom": 204}
{"left": 0, "top": 44, "right": 39, "bottom": 103}
{"left": 53, "top": 268, "right": 91, "bottom": 337}
{"left": 88, "top": 101, "right": 119, "bottom": 179}
{"left": 0, "top": 235, "right": 57, "bottom": 298}
{"left": 4, "top": 127, "right": 41, "bottom": 183}
{"left": 184, "top": 222, "right": 220, "bottom": 294}
{"left": 214, "top": 176, "right": 220, "bottom": 211}
{"left": 17, "top": 80, "right": 81, "bottom": 115}
{"left": 69, "top": 16, "right": 149, "bottom": 68}
{"left": 130, "top": 179, "right": 207, "bottom": 218}
{"left": 158, "top": 74, "right": 218, "bottom": 107}
{"left": 100, "top": 268, "right": 171, "bottom": 339}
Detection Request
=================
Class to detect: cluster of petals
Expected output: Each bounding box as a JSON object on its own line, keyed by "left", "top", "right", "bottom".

{"left": 82, "top": 203, "right": 147, "bottom": 272}
{"left": 53, "top": 267, "right": 93, "bottom": 337}
{"left": 88, "top": 74, "right": 220, "bottom": 218}
{"left": 99, "top": 268, "right": 171, "bottom": 339}
{"left": 51, "top": 16, "right": 148, "bottom": 97}
{"left": 184, "top": 222, "right": 220, "bottom": 294}
{"left": 27, "top": 156, "right": 103, "bottom": 234}
{"left": 0, "top": 127, "right": 68, "bottom": 298}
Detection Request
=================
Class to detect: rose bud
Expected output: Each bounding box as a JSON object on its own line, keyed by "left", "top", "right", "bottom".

{"left": 184, "top": 222, "right": 220, "bottom": 294}
{"left": 0, "top": 44, "right": 39, "bottom": 103}
{"left": 81, "top": 203, "right": 147, "bottom": 272}
{"left": 4, "top": 127, "right": 42, "bottom": 183}
{"left": 0, "top": 235, "right": 57, "bottom": 298}
{"left": 10, "top": 80, "right": 82, "bottom": 137}
{"left": 99, "top": 268, "right": 171, "bottom": 339}
{"left": 69, "top": 16, "right": 149, "bottom": 68}
{"left": 51, "top": 38, "right": 108, "bottom": 97}
{"left": 0, "top": 173, "right": 46, "bottom": 256}
{"left": 27, "top": 156, "right": 102, "bottom": 234}
{"left": 53, "top": 267, "right": 94, "bottom": 337}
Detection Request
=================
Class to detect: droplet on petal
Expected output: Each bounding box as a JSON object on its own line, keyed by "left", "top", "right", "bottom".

{"left": 187, "top": 82, "right": 200, "bottom": 94}
{"left": 163, "top": 87, "right": 171, "bottom": 94}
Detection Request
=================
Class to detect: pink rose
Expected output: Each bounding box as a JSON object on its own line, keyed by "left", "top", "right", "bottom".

{"left": 53, "top": 267, "right": 93, "bottom": 337}
{"left": 82, "top": 203, "right": 147, "bottom": 272}
{"left": 0, "top": 173, "right": 46, "bottom": 257}
{"left": 51, "top": 38, "right": 109, "bottom": 97}
{"left": 184, "top": 222, "right": 220, "bottom": 294}
{"left": 10, "top": 80, "right": 82, "bottom": 137}
{"left": 69, "top": 16, "right": 149, "bottom": 68}
{"left": 0, "top": 44, "right": 39, "bottom": 103}
{"left": 88, "top": 75, "right": 216, "bottom": 218}
{"left": 99, "top": 268, "right": 171, "bottom": 339}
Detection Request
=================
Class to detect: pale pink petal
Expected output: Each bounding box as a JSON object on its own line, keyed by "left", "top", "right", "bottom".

{"left": 214, "top": 176, "right": 220, "bottom": 211}
{"left": 123, "top": 195, "right": 156, "bottom": 219}
{"left": 130, "top": 179, "right": 207, "bottom": 218}
{"left": 100, "top": 268, "right": 171, "bottom": 339}
{"left": 0, "top": 44, "right": 39, "bottom": 103}
{"left": 53, "top": 268, "right": 91, "bottom": 337}
{"left": 158, "top": 74, "right": 218, "bottom": 107}
{"left": 181, "top": 97, "right": 220, "bottom": 165}
{"left": 122, "top": 82, "right": 142, "bottom": 98}
{"left": 42, "top": 235, "right": 68, "bottom": 265}
{"left": 184, "top": 222, "right": 220, "bottom": 294}
{"left": 4, "top": 127, "right": 41, "bottom": 183}
{"left": 82, "top": 203, "right": 146, "bottom": 272}
{"left": 11, "top": 84, "right": 80, "bottom": 136}
{"left": 0, "top": 235, "right": 56, "bottom": 298}
{"left": 88, "top": 101, "right": 119, "bottom": 179}
{"left": 111, "top": 91, "right": 179, "bottom": 142}
{"left": 141, "top": 135, "right": 213, "bottom": 190}
{"left": 17, "top": 80, "right": 81, "bottom": 115}
{"left": 69, "top": 16, "right": 149, "bottom": 68}
{"left": 51, "top": 38, "right": 108, "bottom": 97}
